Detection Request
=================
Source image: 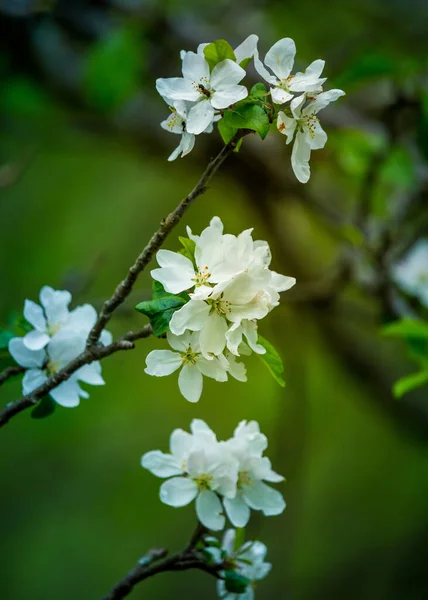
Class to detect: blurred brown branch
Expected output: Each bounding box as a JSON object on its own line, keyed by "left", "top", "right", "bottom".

{"left": 0, "top": 365, "right": 25, "bottom": 386}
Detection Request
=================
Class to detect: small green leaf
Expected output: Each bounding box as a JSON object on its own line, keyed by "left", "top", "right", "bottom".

{"left": 224, "top": 103, "right": 270, "bottom": 139}
{"left": 31, "top": 396, "right": 57, "bottom": 419}
{"left": 250, "top": 83, "right": 267, "bottom": 98}
{"left": 218, "top": 117, "right": 238, "bottom": 144}
{"left": 178, "top": 237, "right": 196, "bottom": 266}
{"left": 393, "top": 371, "right": 428, "bottom": 399}
{"left": 257, "top": 335, "right": 286, "bottom": 387}
{"left": 239, "top": 57, "right": 252, "bottom": 69}
{"left": 233, "top": 528, "right": 245, "bottom": 552}
{"left": 203, "top": 40, "right": 236, "bottom": 71}
{"left": 136, "top": 282, "right": 188, "bottom": 337}
{"left": 382, "top": 319, "right": 428, "bottom": 340}
{"left": 224, "top": 571, "right": 251, "bottom": 594}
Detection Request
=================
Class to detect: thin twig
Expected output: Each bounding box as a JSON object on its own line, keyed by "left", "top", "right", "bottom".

{"left": 86, "top": 133, "right": 248, "bottom": 347}
{"left": 0, "top": 365, "right": 26, "bottom": 386}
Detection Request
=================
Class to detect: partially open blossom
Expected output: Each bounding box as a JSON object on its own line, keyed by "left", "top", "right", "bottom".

{"left": 392, "top": 239, "right": 428, "bottom": 307}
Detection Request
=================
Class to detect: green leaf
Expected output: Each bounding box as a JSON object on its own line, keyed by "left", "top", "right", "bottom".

{"left": 382, "top": 319, "right": 428, "bottom": 340}
{"left": 393, "top": 371, "right": 428, "bottom": 399}
{"left": 250, "top": 83, "right": 267, "bottom": 98}
{"left": 178, "top": 237, "right": 196, "bottom": 266}
{"left": 224, "top": 103, "right": 270, "bottom": 139}
{"left": 257, "top": 335, "right": 286, "bottom": 387}
{"left": 217, "top": 117, "right": 238, "bottom": 144}
{"left": 135, "top": 282, "right": 188, "bottom": 337}
{"left": 31, "top": 396, "right": 57, "bottom": 419}
{"left": 0, "top": 329, "right": 14, "bottom": 350}
{"left": 224, "top": 571, "right": 251, "bottom": 594}
{"left": 239, "top": 57, "right": 252, "bottom": 69}
{"left": 84, "top": 26, "right": 143, "bottom": 111}
{"left": 203, "top": 40, "right": 236, "bottom": 71}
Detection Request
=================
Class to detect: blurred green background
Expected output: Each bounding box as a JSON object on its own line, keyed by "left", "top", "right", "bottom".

{"left": 1, "top": 1, "right": 428, "bottom": 599}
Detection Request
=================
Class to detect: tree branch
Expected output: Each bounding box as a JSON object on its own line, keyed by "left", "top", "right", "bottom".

{"left": 86, "top": 133, "right": 247, "bottom": 347}
{"left": 0, "top": 365, "right": 26, "bottom": 386}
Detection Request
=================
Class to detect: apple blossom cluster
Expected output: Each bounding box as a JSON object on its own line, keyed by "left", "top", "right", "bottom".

{"left": 392, "top": 239, "right": 428, "bottom": 308}
{"left": 7, "top": 286, "right": 111, "bottom": 408}
{"left": 141, "top": 419, "right": 285, "bottom": 532}
{"left": 156, "top": 34, "right": 345, "bottom": 183}
{"left": 205, "top": 529, "right": 272, "bottom": 600}
{"left": 141, "top": 216, "right": 295, "bottom": 402}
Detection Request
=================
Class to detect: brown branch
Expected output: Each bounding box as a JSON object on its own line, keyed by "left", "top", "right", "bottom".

{"left": 0, "top": 365, "right": 26, "bottom": 386}
{"left": 86, "top": 133, "right": 248, "bottom": 347}
{"left": 0, "top": 325, "right": 152, "bottom": 428}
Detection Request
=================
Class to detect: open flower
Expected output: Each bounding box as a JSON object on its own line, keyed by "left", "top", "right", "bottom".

{"left": 144, "top": 331, "right": 229, "bottom": 403}
{"left": 392, "top": 239, "right": 428, "bottom": 307}
{"left": 254, "top": 37, "right": 326, "bottom": 104}
{"left": 156, "top": 53, "right": 247, "bottom": 134}
{"left": 141, "top": 420, "right": 238, "bottom": 531}
{"left": 277, "top": 89, "right": 345, "bottom": 183}
{"left": 8, "top": 332, "right": 106, "bottom": 407}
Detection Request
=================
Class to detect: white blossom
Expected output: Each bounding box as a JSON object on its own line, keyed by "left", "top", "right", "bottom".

{"left": 392, "top": 239, "right": 428, "bottom": 307}
{"left": 254, "top": 37, "right": 326, "bottom": 105}
{"left": 193, "top": 34, "right": 259, "bottom": 66}
{"left": 156, "top": 53, "right": 248, "bottom": 135}
{"left": 277, "top": 89, "right": 345, "bottom": 183}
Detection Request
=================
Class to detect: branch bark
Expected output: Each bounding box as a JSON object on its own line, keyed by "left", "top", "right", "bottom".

{"left": 0, "top": 365, "right": 26, "bottom": 386}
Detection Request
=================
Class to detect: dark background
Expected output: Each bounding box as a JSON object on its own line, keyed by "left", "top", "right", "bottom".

{"left": 1, "top": 1, "right": 428, "bottom": 599}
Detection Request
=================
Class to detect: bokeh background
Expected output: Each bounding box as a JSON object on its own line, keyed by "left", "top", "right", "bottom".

{"left": 1, "top": 1, "right": 428, "bottom": 599}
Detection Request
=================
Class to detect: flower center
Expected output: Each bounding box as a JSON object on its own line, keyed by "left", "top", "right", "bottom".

{"left": 279, "top": 74, "right": 295, "bottom": 91}
{"left": 302, "top": 112, "right": 319, "bottom": 138}
{"left": 180, "top": 346, "right": 199, "bottom": 366}
{"left": 194, "top": 473, "right": 213, "bottom": 491}
{"left": 192, "top": 265, "right": 211, "bottom": 287}
{"left": 206, "top": 294, "right": 232, "bottom": 318}
{"left": 237, "top": 470, "right": 252, "bottom": 488}
{"left": 46, "top": 360, "right": 61, "bottom": 376}
{"left": 192, "top": 76, "right": 212, "bottom": 98}
{"left": 46, "top": 322, "right": 61, "bottom": 336}
{"left": 166, "top": 110, "right": 186, "bottom": 132}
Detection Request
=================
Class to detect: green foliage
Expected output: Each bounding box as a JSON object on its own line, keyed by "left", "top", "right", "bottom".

{"left": 135, "top": 281, "right": 188, "bottom": 337}
{"left": 31, "top": 396, "right": 57, "bottom": 419}
{"left": 335, "top": 52, "right": 396, "bottom": 89}
{"left": 393, "top": 371, "right": 428, "bottom": 399}
{"left": 250, "top": 83, "right": 268, "bottom": 99}
{"left": 178, "top": 237, "right": 196, "bottom": 266}
{"left": 418, "top": 92, "right": 428, "bottom": 161}
{"left": 373, "top": 145, "right": 416, "bottom": 217}
{"left": 224, "top": 570, "right": 251, "bottom": 594}
{"left": 234, "top": 527, "right": 245, "bottom": 551}
{"left": 218, "top": 118, "right": 238, "bottom": 144}
{"left": 257, "top": 335, "right": 286, "bottom": 387}
{"left": 383, "top": 319, "right": 428, "bottom": 340}
{"left": 224, "top": 102, "right": 270, "bottom": 140}
{"left": 203, "top": 40, "right": 236, "bottom": 71}
{"left": 84, "top": 26, "right": 143, "bottom": 111}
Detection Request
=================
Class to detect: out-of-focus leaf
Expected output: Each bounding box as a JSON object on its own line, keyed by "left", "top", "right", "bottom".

{"left": 224, "top": 571, "right": 251, "bottom": 593}
{"left": 393, "top": 370, "right": 428, "bottom": 399}
{"left": 331, "top": 129, "right": 384, "bottom": 178}
{"left": 178, "top": 237, "right": 196, "bottom": 266}
{"left": 0, "top": 78, "right": 53, "bottom": 117}
{"left": 31, "top": 396, "right": 57, "bottom": 419}
{"left": 218, "top": 118, "right": 238, "bottom": 144}
{"left": 372, "top": 144, "right": 416, "bottom": 217}
{"left": 335, "top": 52, "right": 396, "bottom": 89}
{"left": 203, "top": 40, "right": 236, "bottom": 71}
{"left": 0, "top": 0, "right": 55, "bottom": 16}
{"left": 382, "top": 319, "right": 428, "bottom": 340}
{"left": 257, "top": 335, "right": 286, "bottom": 387}
{"left": 84, "top": 26, "right": 143, "bottom": 111}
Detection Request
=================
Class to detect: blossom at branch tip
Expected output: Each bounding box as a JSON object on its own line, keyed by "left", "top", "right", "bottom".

{"left": 141, "top": 420, "right": 285, "bottom": 531}
{"left": 391, "top": 239, "right": 428, "bottom": 307}
{"left": 277, "top": 88, "right": 345, "bottom": 183}
{"left": 254, "top": 37, "right": 326, "bottom": 104}
{"left": 156, "top": 53, "right": 248, "bottom": 134}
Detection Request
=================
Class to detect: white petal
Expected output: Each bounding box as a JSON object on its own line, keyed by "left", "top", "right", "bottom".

{"left": 306, "top": 88, "right": 345, "bottom": 114}
{"left": 66, "top": 304, "right": 97, "bottom": 334}
{"left": 186, "top": 101, "right": 215, "bottom": 135}
{"left": 190, "top": 419, "right": 217, "bottom": 440}
{"left": 210, "top": 59, "right": 246, "bottom": 88}
{"left": 242, "top": 481, "right": 286, "bottom": 516}
{"left": 24, "top": 299, "right": 46, "bottom": 331}
{"left": 271, "top": 87, "right": 293, "bottom": 105}
{"left": 223, "top": 495, "right": 251, "bottom": 527}
{"left": 198, "top": 356, "right": 228, "bottom": 382}
{"left": 211, "top": 85, "right": 248, "bottom": 110}
{"left": 39, "top": 286, "right": 71, "bottom": 325}
{"left": 23, "top": 329, "right": 50, "bottom": 350}
{"left": 170, "top": 428, "right": 193, "bottom": 459}
{"left": 182, "top": 51, "right": 210, "bottom": 82}
{"left": 156, "top": 77, "right": 199, "bottom": 102}
{"left": 290, "top": 93, "right": 306, "bottom": 119}
{"left": 167, "top": 330, "right": 193, "bottom": 352}
{"left": 22, "top": 368, "right": 48, "bottom": 394}
{"left": 47, "top": 332, "right": 84, "bottom": 364}
{"left": 264, "top": 38, "right": 296, "bottom": 80}
{"left": 159, "top": 477, "right": 198, "bottom": 507}
{"left": 270, "top": 272, "right": 296, "bottom": 292}
{"left": 180, "top": 132, "right": 196, "bottom": 157}
{"left": 198, "top": 312, "right": 228, "bottom": 357}
{"left": 178, "top": 364, "right": 203, "bottom": 403}
{"left": 291, "top": 59, "right": 325, "bottom": 90}
{"left": 310, "top": 121, "right": 328, "bottom": 150}
{"left": 169, "top": 300, "right": 210, "bottom": 335}
{"left": 145, "top": 350, "right": 182, "bottom": 377}
{"left": 291, "top": 131, "right": 311, "bottom": 184}
{"left": 50, "top": 379, "right": 82, "bottom": 407}
{"left": 141, "top": 450, "right": 182, "bottom": 477}
{"left": 196, "top": 490, "right": 225, "bottom": 531}
{"left": 234, "top": 34, "right": 259, "bottom": 64}
{"left": 151, "top": 250, "right": 195, "bottom": 293}
{"left": 254, "top": 49, "right": 277, "bottom": 85}
{"left": 76, "top": 362, "right": 104, "bottom": 385}
{"left": 226, "top": 354, "right": 247, "bottom": 382}
{"left": 156, "top": 249, "right": 194, "bottom": 270}
{"left": 277, "top": 111, "right": 297, "bottom": 144}
{"left": 8, "top": 337, "right": 46, "bottom": 368}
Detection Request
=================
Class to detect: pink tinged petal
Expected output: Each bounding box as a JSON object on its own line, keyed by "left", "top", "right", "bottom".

{"left": 50, "top": 379, "right": 82, "bottom": 407}
{"left": 8, "top": 337, "right": 46, "bottom": 368}
{"left": 270, "top": 272, "right": 296, "bottom": 292}
{"left": 198, "top": 312, "right": 228, "bottom": 358}
{"left": 223, "top": 495, "right": 251, "bottom": 528}
{"left": 210, "top": 59, "right": 246, "bottom": 88}
{"left": 76, "top": 362, "right": 104, "bottom": 386}
{"left": 181, "top": 51, "right": 210, "bottom": 82}
{"left": 264, "top": 37, "right": 296, "bottom": 80}
{"left": 195, "top": 490, "right": 225, "bottom": 531}
{"left": 198, "top": 356, "right": 228, "bottom": 382}
{"left": 159, "top": 477, "right": 198, "bottom": 507}
{"left": 277, "top": 111, "right": 296, "bottom": 144}
{"left": 234, "top": 34, "right": 259, "bottom": 64}
{"left": 169, "top": 300, "right": 210, "bottom": 335}
{"left": 24, "top": 299, "right": 46, "bottom": 331}
{"left": 145, "top": 350, "right": 182, "bottom": 377}
{"left": 242, "top": 481, "right": 286, "bottom": 516}
{"left": 22, "top": 368, "right": 48, "bottom": 394}
{"left": 309, "top": 121, "right": 328, "bottom": 150}
{"left": 156, "top": 77, "right": 199, "bottom": 102}
{"left": 23, "top": 329, "right": 50, "bottom": 351}
{"left": 271, "top": 87, "right": 293, "bottom": 105}
{"left": 39, "top": 286, "right": 71, "bottom": 324}
{"left": 170, "top": 428, "right": 193, "bottom": 459}
{"left": 186, "top": 101, "right": 215, "bottom": 135}
{"left": 178, "top": 364, "right": 203, "bottom": 403}
{"left": 291, "top": 131, "right": 311, "bottom": 184}
{"left": 141, "top": 450, "right": 182, "bottom": 477}
{"left": 211, "top": 85, "right": 248, "bottom": 110}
